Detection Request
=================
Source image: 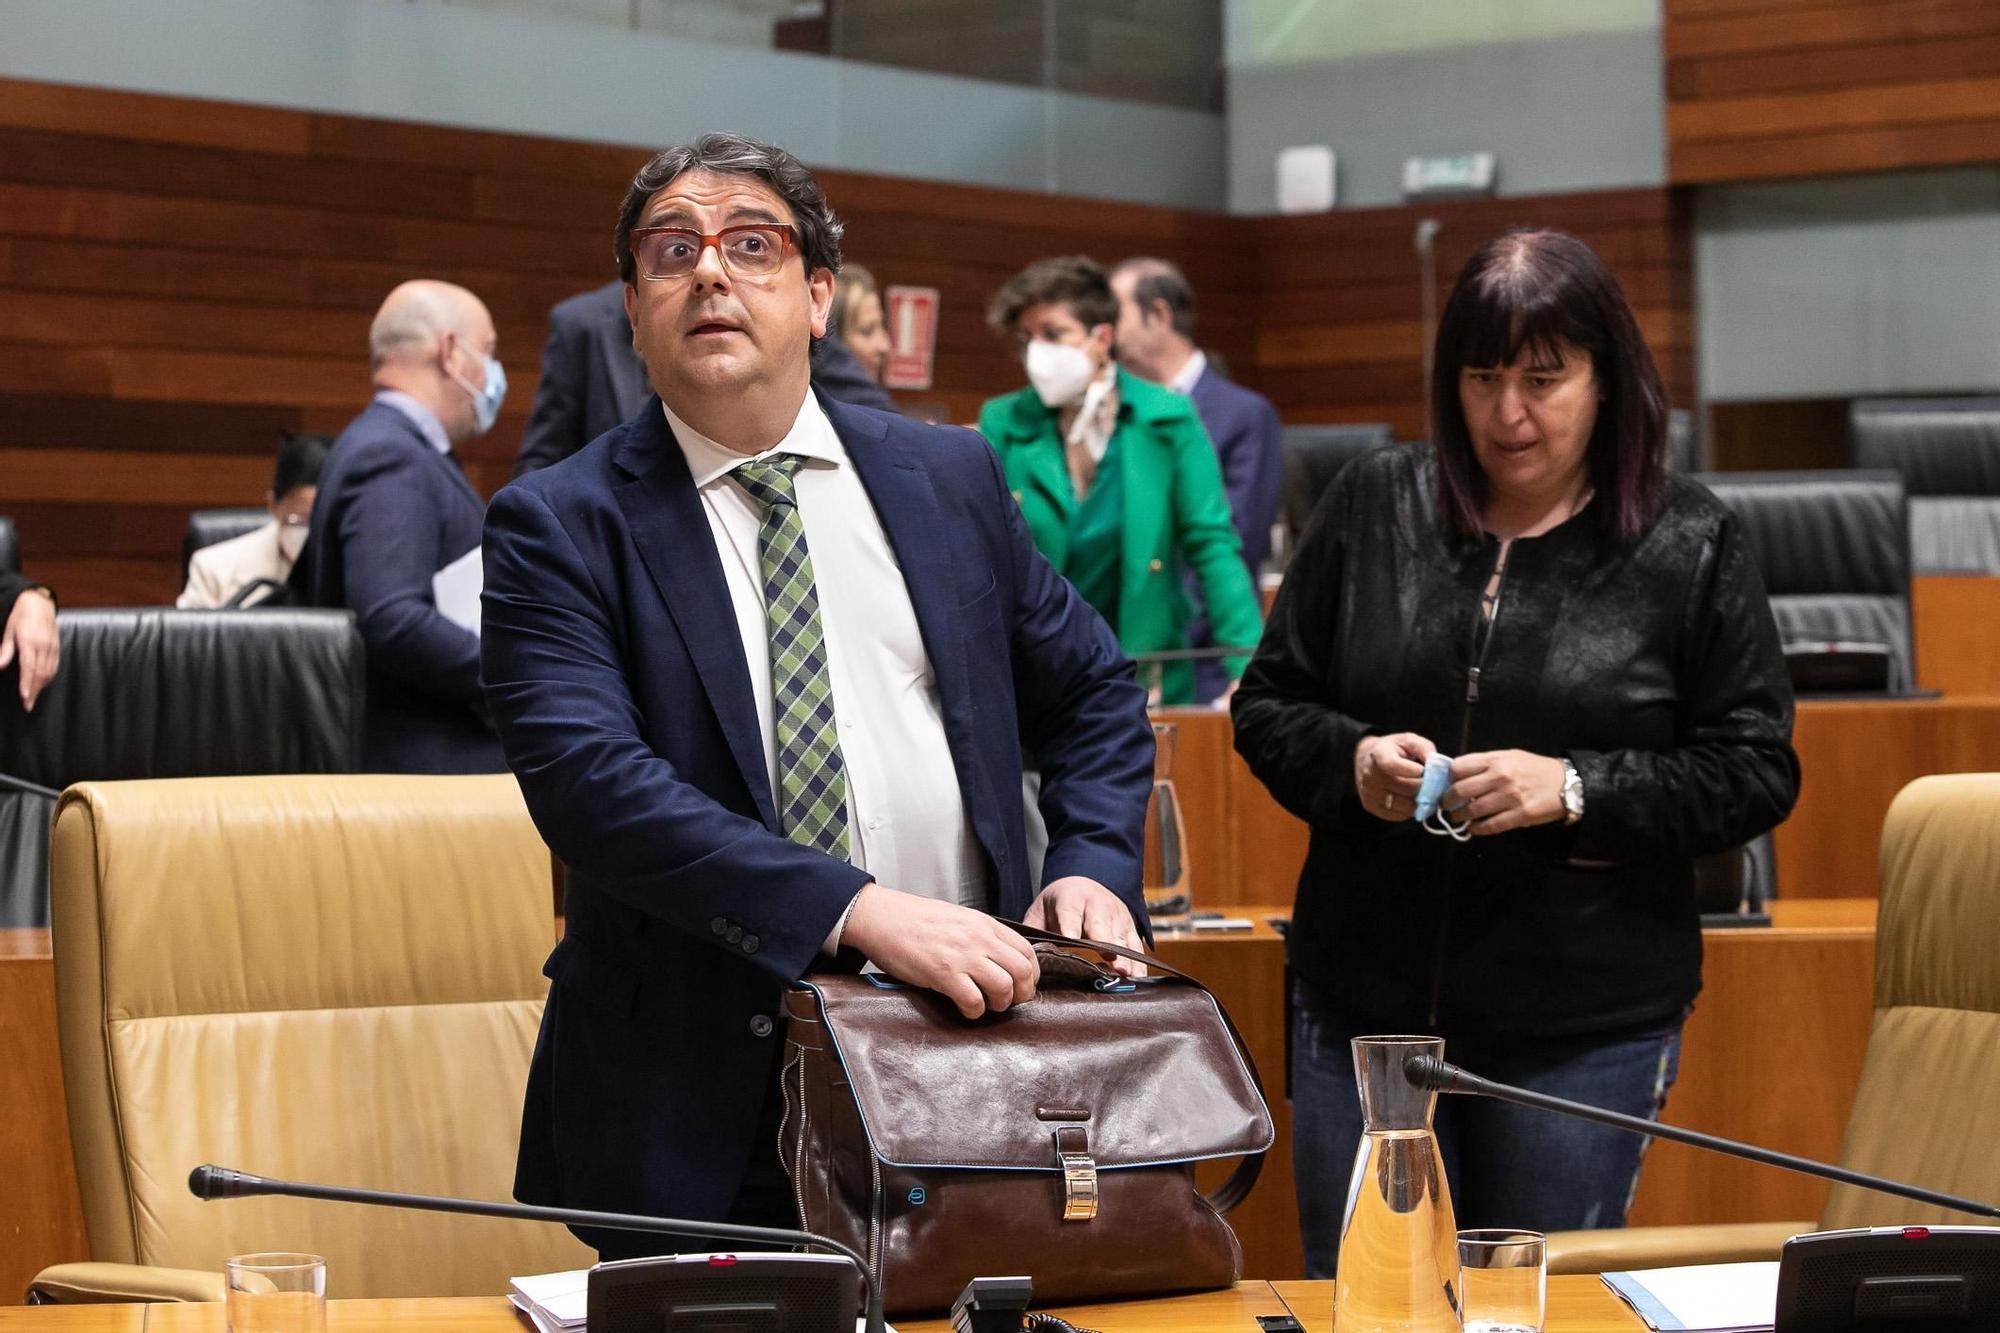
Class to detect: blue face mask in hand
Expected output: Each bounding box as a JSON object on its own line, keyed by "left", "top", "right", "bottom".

{"left": 1415, "top": 752, "right": 1471, "bottom": 841}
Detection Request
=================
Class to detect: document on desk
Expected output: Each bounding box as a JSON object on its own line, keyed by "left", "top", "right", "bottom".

{"left": 1601, "top": 1261, "right": 1777, "bottom": 1332}
{"left": 433, "top": 545, "right": 483, "bottom": 636}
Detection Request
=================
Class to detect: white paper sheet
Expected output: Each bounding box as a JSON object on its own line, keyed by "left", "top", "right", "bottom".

{"left": 432, "top": 545, "right": 483, "bottom": 636}
{"left": 1602, "top": 1261, "right": 1778, "bottom": 1332}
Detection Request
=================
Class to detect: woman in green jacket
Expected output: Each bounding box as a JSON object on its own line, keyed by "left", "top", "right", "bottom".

{"left": 977, "top": 256, "right": 1263, "bottom": 705}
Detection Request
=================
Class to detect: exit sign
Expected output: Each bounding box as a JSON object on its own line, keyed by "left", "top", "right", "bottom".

{"left": 1402, "top": 153, "right": 1496, "bottom": 198}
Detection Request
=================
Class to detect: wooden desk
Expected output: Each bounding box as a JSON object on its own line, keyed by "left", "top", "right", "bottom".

{"left": 0, "top": 1279, "right": 1648, "bottom": 1330}
{"left": 1158, "top": 699, "right": 2000, "bottom": 906}
{"left": 1913, "top": 575, "right": 2000, "bottom": 696}
{"left": 0, "top": 929, "right": 86, "bottom": 1309}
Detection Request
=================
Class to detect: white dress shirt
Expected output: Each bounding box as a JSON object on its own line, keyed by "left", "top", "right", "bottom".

{"left": 661, "top": 394, "right": 988, "bottom": 927}
{"left": 1166, "top": 347, "right": 1208, "bottom": 397}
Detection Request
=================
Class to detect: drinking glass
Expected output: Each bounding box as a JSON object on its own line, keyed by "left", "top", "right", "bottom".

{"left": 1456, "top": 1229, "right": 1547, "bottom": 1333}
{"left": 1142, "top": 721, "right": 1192, "bottom": 930}
{"left": 225, "top": 1252, "right": 326, "bottom": 1333}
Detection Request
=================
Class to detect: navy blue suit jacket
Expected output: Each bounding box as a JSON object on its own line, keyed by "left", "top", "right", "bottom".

{"left": 1188, "top": 364, "right": 1284, "bottom": 573}
{"left": 514, "top": 280, "right": 899, "bottom": 478}
{"left": 483, "top": 392, "right": 1153, "bottom": 1224}
{"left": 305, "top": 400, "right": 504, "bottom": 773}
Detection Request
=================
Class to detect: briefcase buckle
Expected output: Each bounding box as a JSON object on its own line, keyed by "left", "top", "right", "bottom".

{"left": 1055, "top": 1126, "right": 1099, "bottom": 1222}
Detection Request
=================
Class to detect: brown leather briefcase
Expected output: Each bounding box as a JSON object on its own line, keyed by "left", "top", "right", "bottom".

{"left": 779, "top": 925, "right": 1273, "bottom": 1315}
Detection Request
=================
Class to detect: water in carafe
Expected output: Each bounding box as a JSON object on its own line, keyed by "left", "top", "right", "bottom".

{"left": 1333, "top": 1036, "right": 1460, "bottom": 1333}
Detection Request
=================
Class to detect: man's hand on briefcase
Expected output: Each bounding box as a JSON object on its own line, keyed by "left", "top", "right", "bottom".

{"left": 841, "top": 885, "right": 1042, "bottom": 1019}
{"left": 1023, "top": 877, "right": 1150, "bottom": 979}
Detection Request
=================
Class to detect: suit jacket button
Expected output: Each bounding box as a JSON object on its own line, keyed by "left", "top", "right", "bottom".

{"left": 1148, "top": 558, "right": 1164, "bottom": 573}
{"left": 742, "top": 933, "right": 760, "bottom": 954}
{"left": 710, "top": 917, "right": 728, "bottom": 936}
{"left": 749, "top": 1014, "right": 774, "bottom": 1038}
{"left": 725, "top": 925, "right": 744, "bottom": 944}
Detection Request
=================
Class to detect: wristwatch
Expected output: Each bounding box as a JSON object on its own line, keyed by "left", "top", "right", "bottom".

{"left": 1559, "top": 760, "right": 1584, "bottom": 826}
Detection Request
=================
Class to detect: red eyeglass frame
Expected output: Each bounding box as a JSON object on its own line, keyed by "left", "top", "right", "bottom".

{"left": 628, "top": 224, "right": 797, "bottom": 279}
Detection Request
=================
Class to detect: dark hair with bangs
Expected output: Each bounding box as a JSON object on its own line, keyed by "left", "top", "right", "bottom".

{"left": 1429, "top": 229, "right": 1667, "bottom": 544}
{"left": 986, "top": 256, "right": 1119, "bottom": 337}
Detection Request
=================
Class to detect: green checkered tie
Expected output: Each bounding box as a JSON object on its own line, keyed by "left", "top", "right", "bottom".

{"left": 733, "top": 455, "right": 851, "bottom": 860}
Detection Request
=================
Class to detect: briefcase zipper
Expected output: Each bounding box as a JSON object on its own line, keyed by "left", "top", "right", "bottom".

{"left": 781, "top": 1047, "right": 810, "bottom": 1230}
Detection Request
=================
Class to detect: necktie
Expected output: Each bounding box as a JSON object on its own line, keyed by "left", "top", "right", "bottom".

{"left": 732, "top": 455, "right": 852, "bottom": 860}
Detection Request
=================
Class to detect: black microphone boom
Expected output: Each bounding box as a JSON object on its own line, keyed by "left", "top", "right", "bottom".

{"left": 1402, "top": 1053, "right": 2000, "bottom": 1221}
{"left": 188, "top": 1165, "right": 885, "bottom": 1333}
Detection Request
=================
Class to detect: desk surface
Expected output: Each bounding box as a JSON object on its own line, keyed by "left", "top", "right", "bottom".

{"left": 0, "top": 1279, "right": 1649, "bottom": 1331}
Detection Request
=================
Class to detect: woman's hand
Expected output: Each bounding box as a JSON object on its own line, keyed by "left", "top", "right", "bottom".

{"left": 1354, "top": 733, "right": 1436, "bottom": 821}
{"left": 1448, "top": 750, "right": 1567, "bottom": 834}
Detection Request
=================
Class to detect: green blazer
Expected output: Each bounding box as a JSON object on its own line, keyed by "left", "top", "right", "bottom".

{"left": 977, "top": 368, "right": 1264, "bottom": 704}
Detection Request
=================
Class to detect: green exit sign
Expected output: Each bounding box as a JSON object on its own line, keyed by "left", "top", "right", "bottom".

{"left": 1402, "top": 153, "right": 1497, "bottom": 197}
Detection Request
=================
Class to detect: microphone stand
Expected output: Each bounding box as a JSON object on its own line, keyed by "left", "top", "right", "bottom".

{"left": 189, "top": 1165, "right": 886, "bottom": 1333}
{"left": 1404, "top": 1054, "right": 2000, "bottom": 1221}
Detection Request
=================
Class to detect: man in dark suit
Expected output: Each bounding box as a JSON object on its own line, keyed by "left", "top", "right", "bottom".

{"left": 1112, "top": 257, "right": 1283, "bottom": 701}
{"left": 0, "top": 570, "right": 58, "bottom": 712}
{"left": 305, "top": 279, "right": 506, "bottom": 773}
{"left": 513, "top": 279, "right": 898, "bottom": 477}
{"left": 482, "top": 133, "right": 1154, "bottom": 1250}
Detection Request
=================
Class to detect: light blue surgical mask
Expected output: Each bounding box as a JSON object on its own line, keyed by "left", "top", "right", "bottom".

{"left": 451, "top": 352, "right": 507, "bottom": 436}
{"left": 1415, "top": 751, "right": 1471, "bottom": 841}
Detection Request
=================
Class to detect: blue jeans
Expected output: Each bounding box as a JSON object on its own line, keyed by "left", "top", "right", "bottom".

{"left": 1290, "top": 980, "right": 1682, "bottom": 1278}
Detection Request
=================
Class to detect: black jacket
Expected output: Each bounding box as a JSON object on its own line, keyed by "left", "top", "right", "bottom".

{"left": 1233, "top": 444, "right": 1799, "bottom": 1038}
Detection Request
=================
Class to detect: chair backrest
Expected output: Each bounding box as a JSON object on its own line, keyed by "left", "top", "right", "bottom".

{"left": 0, "top": 775, "right": 57, "bottom": 928}
{"left": 1691, "top": 470, "right": 1914, "bottom": 693}
{"left": 0, "top": 608, "right": 364, "bottom": 789}
{"left": 50, "top": 774, "right": 592, "bottom": 1295}
{"left": 1820, "top": 773, "right": 2000, "bottom": 1228}
{"left": 0, "top": 516, "right": 18, "bottom": 576}
{"left": 1850, "top": 397, "right": 2000, "bottom": 573}
{"left": 182, "top": 508, "right": 270, "bottom": 581}
{"left": 1281, "top": 424, "right": 1397, "bottom": 539}
{"left": 1664, "top": 408, "right": 1704, "bottom": 473}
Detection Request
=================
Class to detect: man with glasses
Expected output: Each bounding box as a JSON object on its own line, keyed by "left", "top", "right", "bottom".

{"left": 481, "top": 133, "right": 1154, "bottom": 1251}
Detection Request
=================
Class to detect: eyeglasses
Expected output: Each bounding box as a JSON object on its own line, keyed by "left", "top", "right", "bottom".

{"left": 630, "top": 224, "right": 796, "bottom": 280}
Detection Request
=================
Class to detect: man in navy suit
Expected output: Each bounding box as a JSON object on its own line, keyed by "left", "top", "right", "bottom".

{"left": 304, "top": 279, "right": 506, "bottom": 773}
{"left": 1112, "top": 258, "right": 1283, "bottom": 701}
{"left": 512, "top": 279, "right": 898, "bottom": 478}
{"left": 482, "top": 133, "right": 1154, "bottom": 1251}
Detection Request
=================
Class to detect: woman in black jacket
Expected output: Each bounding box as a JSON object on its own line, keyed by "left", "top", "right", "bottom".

{"left": 1234, "top": 229, "right": 1799, "bottom": 1269}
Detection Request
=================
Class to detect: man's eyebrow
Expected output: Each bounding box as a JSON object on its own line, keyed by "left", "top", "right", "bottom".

{"left": 640, "top": 204, "right": 788, "bottom": 229}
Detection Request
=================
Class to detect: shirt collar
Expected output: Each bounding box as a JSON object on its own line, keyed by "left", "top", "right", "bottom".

{"left": 662, "top": 389, "right": 846, "bottom": 489}
{"left": 373, "top": 390, "right": 453, "bottom": 456}
{"left": 1166, "top": 348, "right": 1208, "bottom": 397}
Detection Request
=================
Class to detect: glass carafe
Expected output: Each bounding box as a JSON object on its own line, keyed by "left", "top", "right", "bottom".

{"left": 1142, "top": 721, "right": 1192, "bottom": 929}
{"left": 1333, "top": 1035, "right": 1461, "bottom": 1333}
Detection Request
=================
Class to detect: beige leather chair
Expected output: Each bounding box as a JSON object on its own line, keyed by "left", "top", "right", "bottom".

{"left": 29, "top": 774, "right": 592, "bottom": 1302}
{"left": 1552, "top": 772, "right": 2000, "bottom": 1273}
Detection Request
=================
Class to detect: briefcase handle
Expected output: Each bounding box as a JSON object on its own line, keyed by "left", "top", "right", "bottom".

{"left": 1001, "top": 921, "right": 1270, "bottom": 1215}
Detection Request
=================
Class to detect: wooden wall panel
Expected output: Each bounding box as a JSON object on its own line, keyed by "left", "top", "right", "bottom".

{"left": 1246, "top": 189, "right": 1694, "bottom": 441}
{"left": 0, "top": 76, "right": 1246, "bottom": 606}
{"left": 1666, "top": 0, "right": 2000, "bottom": 182}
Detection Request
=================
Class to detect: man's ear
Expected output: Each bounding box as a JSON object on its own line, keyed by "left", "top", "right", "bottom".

{"left": 807, "top": 266, "right": 837, "bottom": 340}
{"left": 623, "top": 282, "right": 641, "bottom": 349}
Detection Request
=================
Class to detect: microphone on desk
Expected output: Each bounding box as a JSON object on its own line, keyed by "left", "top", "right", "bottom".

{"left": 188, "top": 1165, "right": 886, "bottom": 1333}
{"left": 1401, "top": 1053, "right": 2000, "bottom": 1220}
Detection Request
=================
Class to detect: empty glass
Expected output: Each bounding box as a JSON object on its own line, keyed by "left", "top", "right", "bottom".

{"left": 1457, "top": 1229, "right": 1547, "bottom": 1333}
{"left": 225, "top": 1252, "right": 326, "bottom": 1333}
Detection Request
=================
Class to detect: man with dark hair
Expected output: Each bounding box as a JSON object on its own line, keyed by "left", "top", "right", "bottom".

{"left": 178, "top": 432, "right": 332, "bottom": 609}
{"left": 306, "top": 279, "right": 507, "bottom": 773}
{"left": 1112, "top": 256, "right": 1283, "bottom": 701}
{"left": 0, "top": 568, "right": 58, "bottom": 712}
{"left": 513, "top": 278, "right": 898, "bottom": 477}
{"left": 483, "top": 132, "right": 1153, "bottom": 1248}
